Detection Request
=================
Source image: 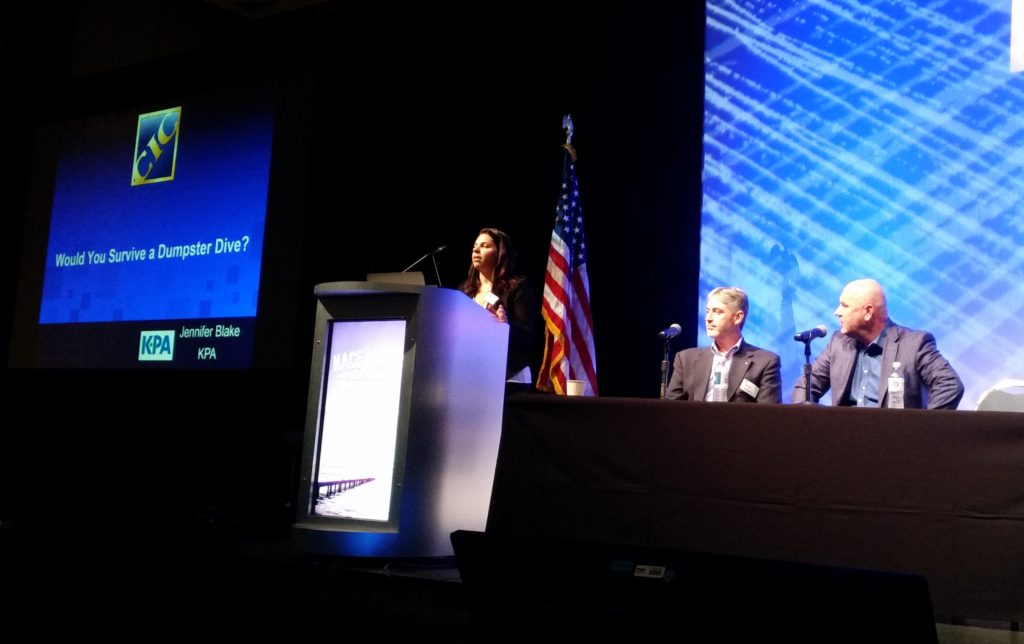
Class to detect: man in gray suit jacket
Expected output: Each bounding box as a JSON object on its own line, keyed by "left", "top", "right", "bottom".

{"left": 666, "top": 286, "right": 782, "bottom": 403}
{"left": 792, "top": 278, "right": 963, "bottom": 409}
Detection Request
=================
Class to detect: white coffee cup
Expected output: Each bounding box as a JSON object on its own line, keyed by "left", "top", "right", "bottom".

{"left": 566, "top": 379, "right": 585, "bottom": 396}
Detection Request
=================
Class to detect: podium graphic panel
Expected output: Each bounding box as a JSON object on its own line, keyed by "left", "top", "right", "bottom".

{"left": 313, "top": 319, "right": 406, "bottom": 524}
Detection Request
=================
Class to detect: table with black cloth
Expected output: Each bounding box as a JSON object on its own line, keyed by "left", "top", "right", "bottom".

{"left": 486, "top": 394, "right": 1024, "bottom": 622}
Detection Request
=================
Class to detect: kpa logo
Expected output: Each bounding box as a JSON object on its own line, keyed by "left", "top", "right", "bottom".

{"left": 139, "top": 330, "right": 175, "bottom": 361}
{"left": 131, "top": 107, "right": 181, "bottom": 186}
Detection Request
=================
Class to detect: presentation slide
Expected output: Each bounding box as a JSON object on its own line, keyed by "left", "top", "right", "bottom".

{"left": 701, "top": 0, "right": 1024, "bottom": 407}
{"left": 10, "top": 86, "right": 277, "bottom": 368}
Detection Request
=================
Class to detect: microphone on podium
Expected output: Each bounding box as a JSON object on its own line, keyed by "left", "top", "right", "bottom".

{"left": 402, "top": 245, "right": 447, "bottom": 285}
{"left": 658, "top": 323, "right": 682, "bottom": 340}
{"left": 793, "top": 325, "right": 827, "bottom": 342}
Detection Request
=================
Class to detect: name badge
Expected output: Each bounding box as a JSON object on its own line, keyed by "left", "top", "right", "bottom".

{"left": 739, "top": 378, "right": 760, "bottom": 398}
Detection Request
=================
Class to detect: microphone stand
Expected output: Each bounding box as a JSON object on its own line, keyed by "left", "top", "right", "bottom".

{"left": 660, "top": 337, "right": 672, "bottom": 399}
{"left": 402, "top": 246, "right": 446, "bottom": 286}
{"left": 801, "top": 339, "right": 814, "bottom": 404}
{"left": 402, "top": 250, "right": 435, "bottom": 273}
{"left": 430, "top": 253, "right": 442, "bottom": 287}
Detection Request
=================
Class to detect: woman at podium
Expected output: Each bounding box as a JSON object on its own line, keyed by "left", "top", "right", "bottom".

{"left": 458, "top": 227, "right": 537, "bottom": 385}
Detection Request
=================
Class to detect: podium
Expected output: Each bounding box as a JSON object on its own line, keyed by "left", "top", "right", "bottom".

{"left": 292, "top": 281, "right": 509, "bottom": 557}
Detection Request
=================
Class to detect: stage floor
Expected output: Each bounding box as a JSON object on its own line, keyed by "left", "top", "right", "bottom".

{"left": 0, "top": 512, "right": 1019, "bottom": 642}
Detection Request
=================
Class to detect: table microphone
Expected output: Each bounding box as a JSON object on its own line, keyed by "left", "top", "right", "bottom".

{"left": 658, "top": 323, "right": 682, "bottom": 339}
{"left": 793, "top": 325, "right": 827, "bottom": 342}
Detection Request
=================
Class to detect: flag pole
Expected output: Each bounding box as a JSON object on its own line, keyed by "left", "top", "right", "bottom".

{"left": 537, "top": 114, "right": 598, "bottom": 396}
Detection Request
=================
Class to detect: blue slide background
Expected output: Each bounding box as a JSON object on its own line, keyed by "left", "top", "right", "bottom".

{"left": 701, "top": 0, "right": 1024, "bottom": 408}
{"left": 39, "top": 95, "right": 274, "bottom": 324}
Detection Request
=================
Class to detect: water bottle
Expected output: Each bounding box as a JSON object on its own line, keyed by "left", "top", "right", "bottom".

{"left": 888, "top": 361, "right": 904, "bottom": 409}
{"left": 711, "top": 368, "right": 728, "bottom": 402}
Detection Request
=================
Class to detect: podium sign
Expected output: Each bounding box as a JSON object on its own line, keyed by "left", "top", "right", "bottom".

{"left": 312, "top": 318, "right": 407, "bottom": 524}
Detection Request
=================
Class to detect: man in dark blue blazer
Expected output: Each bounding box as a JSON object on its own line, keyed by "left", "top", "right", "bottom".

{"left": 792, "top": 278, "right": 963, "bottom": 409}
{"left": 666, "top": 286, "right": 782, "bottom": 403}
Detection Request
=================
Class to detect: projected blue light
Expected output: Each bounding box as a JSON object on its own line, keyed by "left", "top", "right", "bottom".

{"left": 334, "top": 531, "right": 402, "bottom": 557}
{"left": 701, "top": 0, "right": 1024, "bottom": 408}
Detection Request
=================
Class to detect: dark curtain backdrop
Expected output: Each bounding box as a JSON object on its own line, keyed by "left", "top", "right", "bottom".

{"left": 0, "top": 0, "right": 704, "bottom": 534}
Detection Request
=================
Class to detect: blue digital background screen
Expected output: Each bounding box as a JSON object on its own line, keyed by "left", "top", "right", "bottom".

{"left": 700, "top": 0, "right": 1024, "bottom": 408}
{"left": 39, "top": 98, "right": 274, "bottom": 324}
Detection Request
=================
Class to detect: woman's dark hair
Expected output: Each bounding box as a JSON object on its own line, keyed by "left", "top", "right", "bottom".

{"left": 458, "top": 227, "right": 521, "bottom": 298}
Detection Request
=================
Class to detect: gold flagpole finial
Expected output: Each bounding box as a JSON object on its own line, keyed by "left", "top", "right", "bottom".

{"left": 561, "top": 114, "right": 577, "bottom": 161}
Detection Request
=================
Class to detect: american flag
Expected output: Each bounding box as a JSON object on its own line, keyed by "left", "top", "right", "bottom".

{"left": 537, "top": 116, "right": 597, "bottom": 396}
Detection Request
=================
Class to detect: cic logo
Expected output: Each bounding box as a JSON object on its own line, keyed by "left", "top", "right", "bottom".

{"left": 131, "top": 107, "right": 181, "bottom": 186}
{"left": 139, "top": 330, "right": 175, "bottom": 361}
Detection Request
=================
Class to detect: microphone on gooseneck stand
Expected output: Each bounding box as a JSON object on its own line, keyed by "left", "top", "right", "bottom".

{"left": 658, "top": 323, "right": 682, "bottom": 340}
{"left": 658, "top": 323, "right": 682, "bottom": 399}
{"left": 793, "top": 324, "right": 827, "bottom": 404}
{"left": 793, "top": 325, "right": 827, "bottom": 342}
{"left": 402, "top": 245, "right": 447, "bottom": 285}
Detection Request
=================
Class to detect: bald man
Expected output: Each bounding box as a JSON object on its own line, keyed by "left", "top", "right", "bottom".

{"left": 791, "top": 279, "right": 964, "bottom": 409}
